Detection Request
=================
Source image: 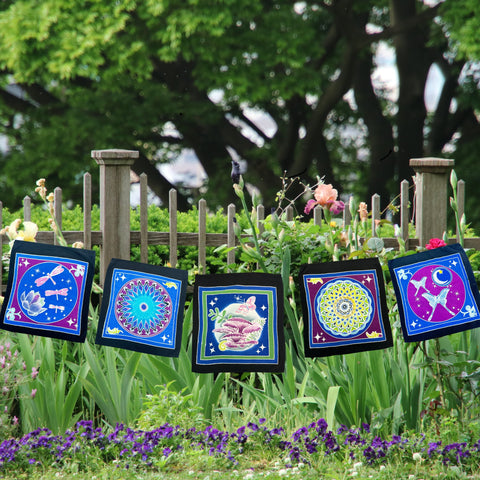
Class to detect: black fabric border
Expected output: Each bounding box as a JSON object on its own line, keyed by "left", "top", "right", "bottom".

{"left": 95, "top": 258, "right": 188, "bottom": 356}
{"left": 0, "top": 240, "right": 95, "bottom": 342}
{"left": 298, "top": 257, "right": 392, "bottom": 357}
{"left": 192, "top": 273, "right": 285, "bottom": 373}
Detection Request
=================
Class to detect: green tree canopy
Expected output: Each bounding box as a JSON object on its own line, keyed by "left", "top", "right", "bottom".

{"left": 1, "top": 0, "right": 480, "bottom": 222}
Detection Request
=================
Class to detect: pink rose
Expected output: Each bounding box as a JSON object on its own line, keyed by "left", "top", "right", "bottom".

{"left": 314, "top": 184, "right": 338, "bottom": 207}
{"left": 425, "top": 238, "right": 447, "bottom": 250}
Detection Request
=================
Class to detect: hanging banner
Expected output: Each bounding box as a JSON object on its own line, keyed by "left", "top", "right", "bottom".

{"left": 192, "top": 273, "right": 284, "bottom": 373}
{"left": 0, "top": 240, "right": 95, "bottom": 342}
{"left": 96, "top": 259, "right": 188, "bottom": 356}
{"left": 299, "top": 258, "right": 392, "bottom": 357}
{"left": 388, "top": 243, "right": 480, "bottom": 342}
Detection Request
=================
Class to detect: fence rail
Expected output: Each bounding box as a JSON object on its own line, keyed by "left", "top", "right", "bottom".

{"left": 1, "top": 150, "right": 477, "bottom": 291}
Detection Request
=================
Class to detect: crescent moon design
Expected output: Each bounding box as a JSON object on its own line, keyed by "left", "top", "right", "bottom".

{"left": 432, "top": 267, "right": 452, "bottom": 287}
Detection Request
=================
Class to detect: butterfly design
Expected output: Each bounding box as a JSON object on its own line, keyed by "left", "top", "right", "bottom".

{"left": 462, "top": 305, "right": 477, "bottom": 318}
{"left": 236, "top": 296, "right": 256, "bottom": 314}
{"left": 70, "top": 265, "right": 85, "bottom": 277}
{"left": 398, "top": 269, "right": 411, "bottom": 281}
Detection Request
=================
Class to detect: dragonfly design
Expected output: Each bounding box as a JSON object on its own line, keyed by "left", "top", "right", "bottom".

{"left": 35, "top": 265, "right": 64, "bottom": 286}
{"left": 45, "top": 288, "right": 68, "bottom": 299}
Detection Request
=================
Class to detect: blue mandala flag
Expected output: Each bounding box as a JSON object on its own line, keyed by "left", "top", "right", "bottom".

{"left": 0, "top": 240, "right": 95, "bottom": 342}
{"left": 192, "top": 273, "right": 285, "bottom": 373}
{"left": 95, "top": 259, "right": 188, "bottom": 356}
{"left": 299, "top": 258, "right": 392, "bottom": 357}
{"left": 388, "top": 243, "right": 480, "bottom": 342}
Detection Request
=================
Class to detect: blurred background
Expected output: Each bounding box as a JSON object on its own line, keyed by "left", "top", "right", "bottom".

{"left": 1, "top": 0, "right": 480, "bottom": 225}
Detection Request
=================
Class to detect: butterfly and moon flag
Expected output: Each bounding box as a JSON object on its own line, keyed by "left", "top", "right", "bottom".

{"left": 0, "top": 240, "right": 95, "bottom": 342}
{"left": 192, "top": 273, "right": 285, "bottom": 373}
{"left": 299, "top": 258, "right": 392, "bottom": 357}
{"left": 388, "top": 243, "right": 480, "bottom": 342}
{"left": 95, "top": 259, "right": 188, "bottom": 356}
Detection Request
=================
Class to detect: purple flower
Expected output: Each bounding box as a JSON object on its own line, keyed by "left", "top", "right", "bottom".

{"left": 304, "top": 199, "right": 318, "bottom": 215}
{"left": 329, "top": 200, "right": 345, "bottom": 215}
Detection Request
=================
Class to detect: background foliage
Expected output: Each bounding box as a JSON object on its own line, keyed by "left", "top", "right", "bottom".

{"left": 1, "top": 1, "right": 480, "bottom": 224}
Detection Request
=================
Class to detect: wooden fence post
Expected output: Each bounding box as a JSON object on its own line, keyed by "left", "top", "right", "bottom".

{"left": 410, "top": 157, "right": 454, "bottom": 247}
{"left": 92, "top": 149, "right": 139, "bottom": 284}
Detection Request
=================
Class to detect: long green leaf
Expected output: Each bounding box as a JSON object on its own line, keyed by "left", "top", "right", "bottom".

{"left": 326, "top": 386, "right": 340, "bottom": 431}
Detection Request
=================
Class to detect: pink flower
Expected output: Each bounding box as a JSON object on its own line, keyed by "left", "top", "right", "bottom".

{"left": 314, "top": 183, "right": 338, "bottom": 207}
{"left": 329, "top": 200, "right": 345, "bottom": 215}
{"left": 425, "top": 238, "right": 447, "bottom": 250}
{"left": 304, "top": 199, "right": 318, "bottom": 215}
{"left": 31, "top": 389, "right": 37, "bottom": 399}
{"left": 31, "top": 367, "right": 39, "bottom": 380}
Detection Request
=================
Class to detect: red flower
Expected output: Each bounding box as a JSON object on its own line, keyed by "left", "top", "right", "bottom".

{"left": 425, "top": 238, "right": 447, "bottom": 250}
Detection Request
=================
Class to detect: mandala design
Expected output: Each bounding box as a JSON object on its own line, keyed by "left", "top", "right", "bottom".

{"left": 115, "top": 279, "right": 172, "bottom": 337}
{"left": 315, "top": 279, "right": 373, "bottom": 338}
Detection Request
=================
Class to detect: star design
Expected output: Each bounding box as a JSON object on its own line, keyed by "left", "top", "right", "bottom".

{"left": 209, "top": 300, "right": 215, "bottom": 306}
{"left": 161, "top": 334, "right": 167, "bottom": 342}
{"left": 261, "top": 305, "right": 267, "bottom": 311}
{"left": 210, "top": 347, "right": 215, "bottom": 353}
{"left": 260, "top": 344, "right": 266, "bottom": 351}
{"left": 451, "top": 260, "right": 457, "bottom": 267}
{"left": 315, "top": 334, "right": 321, "bottom": 341}
{"left": 411, "top": 321, "right": 417, "bottom": 328}
{"left": 22, "top": 259, "right": 30, "bottom": 267}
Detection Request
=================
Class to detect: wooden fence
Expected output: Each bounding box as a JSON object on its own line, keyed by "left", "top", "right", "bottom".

{"left": 1, "top": 150, "right": 479, "bottom": 290}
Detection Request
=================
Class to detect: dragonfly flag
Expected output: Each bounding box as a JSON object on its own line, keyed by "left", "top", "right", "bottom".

{"left": 0, "top": 240, "right": 95, "bottom": 342}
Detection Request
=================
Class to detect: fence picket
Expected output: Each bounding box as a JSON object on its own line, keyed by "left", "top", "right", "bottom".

{"left": 227, "top": 204, "right": 236, "bottom": 269}
{"left": 140, "top": 173, "right": 148, "bottom": 263}
{"left": 169, "top": 189, "right": 178, "bottom": 268}
{"left": 457, "top": 179, "right": 465, "bottom": 243}
{"left": 400, "top": 179, "right": 409, "bottom": 243}
{"left": 286, "top": 205, "right": 294, "bottom": 221}
{"left": 83, "top": 173, "right": 92, "bottom": 250}
{"left": 314, "top": 205, "right": 322, "bottom": 226}
{"left": 54, "top": 187, "right": 62, "bottom": 246}
{"left": 23, "top": 196, "right": 31, "bottom": 222}
{"left": 371, "top": 193, "right": 380, "bottom": 237}
{"left": 343, "top": 198, "right": 352, "bottom": 227}
{"left": 198, "top": 199, "right": 206, "bottom": 273}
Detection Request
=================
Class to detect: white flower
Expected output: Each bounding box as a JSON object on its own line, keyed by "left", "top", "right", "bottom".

{"left": 353, "top": 461, "right": 363, "bottom": 471}
{"left": 413, "top": 452, "right": 422, "bottom": 462}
